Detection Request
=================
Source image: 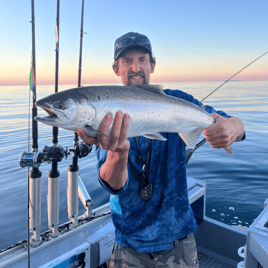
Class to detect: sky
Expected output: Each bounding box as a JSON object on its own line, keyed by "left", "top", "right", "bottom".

{"left": 0, "top": 0, "right": 267, "bottom": 86}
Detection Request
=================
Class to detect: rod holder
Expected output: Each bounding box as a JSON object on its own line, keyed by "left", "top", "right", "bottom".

{"left": 78, "top": 174, "right": 93, "bottom": 218}
{"left": 47, "top": 174, "right": 59, "bottom": 237}
{"left": 29, "top": 172, "right": 42, "bottom": 247}
{"left": 67, "top": 167, "right": 79, "bottom": 228}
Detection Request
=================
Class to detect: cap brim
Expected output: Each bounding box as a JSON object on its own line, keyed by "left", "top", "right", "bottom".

{"left": 114, "top": 44, "right": 151, "bottom": 60}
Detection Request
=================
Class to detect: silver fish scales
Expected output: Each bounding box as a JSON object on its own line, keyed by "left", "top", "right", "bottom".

{"left": 35, "top": 85, "right": 232, "bottom": 154}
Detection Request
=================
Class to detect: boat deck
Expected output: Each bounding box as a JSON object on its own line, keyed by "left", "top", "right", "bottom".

{"left": 198, "top": 251, "right": 236, "bottom": 268}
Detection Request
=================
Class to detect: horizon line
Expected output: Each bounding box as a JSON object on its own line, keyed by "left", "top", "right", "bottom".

{"left": 1, "top": 79, "right": 268, "bottom": 87}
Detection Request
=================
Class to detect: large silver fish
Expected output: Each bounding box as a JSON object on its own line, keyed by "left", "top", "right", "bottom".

{"left": 35, "top": 85, "right": 233, "bottom": 154}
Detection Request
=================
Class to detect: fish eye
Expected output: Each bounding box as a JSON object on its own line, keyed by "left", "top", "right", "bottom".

{"left": 53, "top": 101, "right": 65, "bottom": 110}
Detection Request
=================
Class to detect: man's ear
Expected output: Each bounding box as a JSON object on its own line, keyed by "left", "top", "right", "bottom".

{"left": 113, "top": 65, "right": 120, "bottom": 77}
{"left": 150, "top": 62, "right": 156, "bottom": 74}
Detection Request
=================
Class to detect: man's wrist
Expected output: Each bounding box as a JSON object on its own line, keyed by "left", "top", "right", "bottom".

{"left": 108, "top": 150, "right": 129, "bottom": 160}
{"left": 230, "top": 117, "right": 245, "bottom": 141}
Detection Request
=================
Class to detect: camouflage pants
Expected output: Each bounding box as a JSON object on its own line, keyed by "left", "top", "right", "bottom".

{"left": 107, "top": 233, "right": 199, "bottom": 268}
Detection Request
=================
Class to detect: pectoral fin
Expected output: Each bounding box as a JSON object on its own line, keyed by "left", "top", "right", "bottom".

{"left": 83, "top": 125, "right": 110, "bottom": 139}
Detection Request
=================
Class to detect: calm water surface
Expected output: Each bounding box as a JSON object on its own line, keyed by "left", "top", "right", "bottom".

{"left": 0, "top": 81, "right": 267, "bottom": 251}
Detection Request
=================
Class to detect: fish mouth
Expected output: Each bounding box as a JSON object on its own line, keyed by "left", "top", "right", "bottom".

{"left": 42, "top": 107, "right": 58, "bottom": 119}
{"left": 34, "top": 104, "right": 60, "bottom": 124}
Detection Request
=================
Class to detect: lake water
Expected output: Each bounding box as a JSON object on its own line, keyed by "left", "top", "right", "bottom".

{"left": 0, "top": 81, "right": 267, "bottom": 251}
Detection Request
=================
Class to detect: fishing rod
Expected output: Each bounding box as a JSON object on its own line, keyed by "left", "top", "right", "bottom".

{"left": 29, "top": 0, "right": 42, "bottom": 246}
{"left": 18, "top": 2, "right": 93, "bottom": 266}
{"left": 71, "top": 0, "right": 86, "bottom": 173}
{"left": 200, "top": 50, "right": 268, "bottom": 103}
{"left": 20, "top": 0, "right": 67, "bottom": 256}
{"left": 46, "top": 0, "right": 61, "bottom": 238}
{"left": 67, "top": 0, "right": 93, "bottom": 228}
{"left": 186, "top": 51, "right": 268, "bottom": 163}
{"left": 24, "top": 0, "right": 42, "bottom": 266}
{"left": 78, "top": 0, "right": 85, "bottom": 88}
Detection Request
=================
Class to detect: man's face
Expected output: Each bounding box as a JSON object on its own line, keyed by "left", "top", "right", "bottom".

{"left": 113, "top": 50, "right": 155, "bottom": 86}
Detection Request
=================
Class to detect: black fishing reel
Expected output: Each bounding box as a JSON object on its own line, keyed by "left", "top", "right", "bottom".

{"left": 41, "top": 145, "right": 69, "bottom": 163}
{"left": 69, "top": 143, "right": 93, "bottom": 159}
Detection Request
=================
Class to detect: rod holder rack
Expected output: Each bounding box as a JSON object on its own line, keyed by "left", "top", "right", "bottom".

{"left": 19, "top": 142, "right": 93, "bottom": 246}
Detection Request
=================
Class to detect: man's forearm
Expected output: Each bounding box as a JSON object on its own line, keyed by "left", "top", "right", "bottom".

{"left": 100, "top": 150, "right": 129, "bottom": 190}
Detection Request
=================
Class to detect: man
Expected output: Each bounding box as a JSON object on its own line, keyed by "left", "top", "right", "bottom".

{"left": 77, "top": 32, "right": 245, "bottom": 267}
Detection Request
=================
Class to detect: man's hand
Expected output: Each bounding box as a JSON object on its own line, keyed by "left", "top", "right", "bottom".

{"left": 77, "top": 111, "right": 131, "bottom": 190}
{"left": 203, "top": 113, "right": 244, "bottom": 149}
{"left": 76, "top": 111, "right": 130, "bottom": 153}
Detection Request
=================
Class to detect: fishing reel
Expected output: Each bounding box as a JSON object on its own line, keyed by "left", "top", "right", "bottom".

{"left": 41, "top": 145, "right": 69, "bottom": 163}
{"left": 69, "top": 143, "right": 93, "bottom": 159}
{"left": 40, "top": 143, "right": 93, "bottom": 162}
{"left": 19, "top": 145, "right": 68, "bottom": 168}
{"left": 19, "top": 151, "right": 43, "bottom": 168}
{"left": 19, "top": 143, "right": 92, "bottom": 168}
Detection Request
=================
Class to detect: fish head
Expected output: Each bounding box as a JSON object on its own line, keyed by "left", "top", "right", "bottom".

{"left": 34, "top": 91, "right": 96, "bottom": 131}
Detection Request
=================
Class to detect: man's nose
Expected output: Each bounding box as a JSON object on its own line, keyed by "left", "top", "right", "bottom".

{"left": 131, "top": 60, "right": 141, "bottom": 73}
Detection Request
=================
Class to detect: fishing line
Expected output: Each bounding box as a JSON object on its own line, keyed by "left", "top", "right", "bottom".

{"left": 186, "top": 51, "right": 268, "bottom": 162}
{"left": 200, "top": 51, "right": 268, "bottom": 102}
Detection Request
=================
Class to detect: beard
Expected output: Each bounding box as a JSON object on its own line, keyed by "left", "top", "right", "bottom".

{"left": 127, "top": 71, "right": 147, "bottom": 86}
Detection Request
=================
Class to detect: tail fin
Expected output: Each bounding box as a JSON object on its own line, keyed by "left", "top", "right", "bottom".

{"left": 223, "top": 146, "right": 234, "bottom": 156}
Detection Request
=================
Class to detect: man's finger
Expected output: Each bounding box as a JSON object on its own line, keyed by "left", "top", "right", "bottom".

{"left": 106, "top": 112, "right": 124, "bottom": 151}
{"left": 109, "top": 112, "right": 123, "bottom": 141}
{"left": 203, "top": 125, "right": 220, "bottom": 138}
{"left": 77, "top": 128, "right": 99, "bottom": 145}
{"left": 98, "top": 114, "right": 113, "bottom": 134}
{"left": 119, "top": 113, "right": 130, "bottom": 143}
{"left": 96, "top": 114, "right": 113, "bottom": 146}
{"left": 203, "top": 113, "right": 223, "bottom": 136}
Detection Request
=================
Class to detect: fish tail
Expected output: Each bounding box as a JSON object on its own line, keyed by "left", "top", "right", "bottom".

{"left": 223, "top": 146, "right": 234, "bottom": 156}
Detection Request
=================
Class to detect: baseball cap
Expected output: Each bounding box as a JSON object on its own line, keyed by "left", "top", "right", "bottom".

{"left": 114, "top": 32, "right": 152, "bottom": 60}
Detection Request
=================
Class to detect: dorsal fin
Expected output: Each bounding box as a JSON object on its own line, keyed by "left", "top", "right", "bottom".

{"left": 137, "top": 84, "right": 165, "bottom": 95}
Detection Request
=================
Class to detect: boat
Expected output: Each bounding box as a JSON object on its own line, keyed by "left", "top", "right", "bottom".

{"left": 1, "top": 175, "right": 268, "bottom": 267}
{"left": 1, "top": 1, "right": 267, "bottom": 268}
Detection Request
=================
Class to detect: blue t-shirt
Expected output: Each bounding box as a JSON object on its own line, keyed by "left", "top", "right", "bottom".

{"left": 96, "top": 89, "right": 240, "bottom": 253}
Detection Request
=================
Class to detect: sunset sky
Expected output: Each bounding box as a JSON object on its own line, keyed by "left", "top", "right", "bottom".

{"left": 1, "top": 0, "right": 267, "bottom": 86}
